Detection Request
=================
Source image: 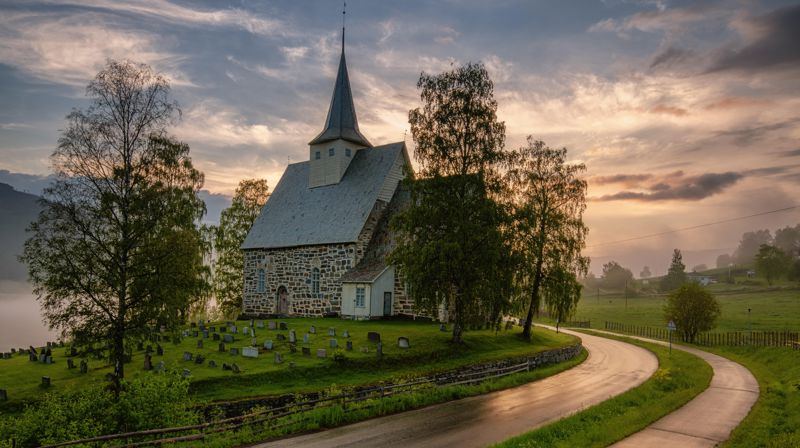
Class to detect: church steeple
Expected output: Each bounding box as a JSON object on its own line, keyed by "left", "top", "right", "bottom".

{"left": 308, "top": 20, "right": 371, "bottom": 147}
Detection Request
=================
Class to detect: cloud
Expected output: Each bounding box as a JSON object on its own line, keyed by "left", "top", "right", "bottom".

{"left": 590, "top": 173, "right": 653, "bottom": 187}
{"left": 595, "top": 171, "right": 743, "bottom": 201}
{"left": 649, "top": 104, "right": 688, "bottom": 116}
{"left": 650, "top": 46, "right": 694, "bottom": 70}
{"left": 589, "top": 5, "right": 717, "bottom": 36}
{"left": 777, "top": 149, "right": 800, "bottom": 158}
{"left": 716, "top": 120, "right": 796, "bottom": 147}
{"left": 707, "top": 4, "right": 800, "bottom": 73}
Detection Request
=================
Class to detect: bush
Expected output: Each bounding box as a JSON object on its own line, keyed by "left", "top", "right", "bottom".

{"left": 664, "top": 283, "right": 720, "bottom": 343}
{"left": 2, "top": 372, "right": 199, "bottom": 447}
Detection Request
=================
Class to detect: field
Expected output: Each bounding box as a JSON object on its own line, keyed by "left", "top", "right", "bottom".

{"left": 549, "top": 285, "right": 800, "bottom": 332}
{"left": 0, "top": 318, "right": 576, "bottom": 410}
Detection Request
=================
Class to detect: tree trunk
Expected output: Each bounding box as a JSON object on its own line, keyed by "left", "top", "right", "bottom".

{"left": 451, "top": 290, "right": 464, "bottom": 344}
{"left": 521, "top": 261, "right": 544, "bottom": 341}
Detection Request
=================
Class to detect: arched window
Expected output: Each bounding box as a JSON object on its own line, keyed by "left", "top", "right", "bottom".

{"left": 311, "top": 268, "right": 320, "bottom": 295}
{"left": 257, "top": 269, "right": 266, "bottom": 293}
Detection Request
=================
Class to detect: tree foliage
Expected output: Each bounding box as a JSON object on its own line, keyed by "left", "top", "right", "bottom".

{"left": 212, "top": 179, "right": 270, "bottom": 317}
{"left": 773, "top": 224, "right": 800, "bottom": 257}
{"left": 639, "top": 266, "right": 651, "bottom": 279}
{"left": 507, "top": 138, "right": 589, "bottom": 341}
{"left": 543, "top": 266, "right": 582, "bottom": 332}
{"left": 21, "top": 60, "right": 207, "bottom": 394}
{"left": 664, "top": 283, "right": 720, "bottom": 343}
{"left": 734, "top": 229, "right": 772, "bottom": 265}
{"left": 391, "top": 62, "right": 511, "bottom": 343}
{"left": 660, "top": 249, "right": 687, "bottom": 292}
{"left": 716, "top": 253, "right": 732, "bottom": 269}
{"left": 601, "top": 261, "right": 633, "bottom": 290}
{"left": 755, "top": 244, "right": 791, "bottom": 285}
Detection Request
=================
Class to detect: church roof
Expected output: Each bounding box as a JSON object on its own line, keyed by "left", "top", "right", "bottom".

{"left": 241, "top": 142, "right": 405, "bottom": 250}
{"left": 308, "top": 49, "right": 372, "bottom": 147}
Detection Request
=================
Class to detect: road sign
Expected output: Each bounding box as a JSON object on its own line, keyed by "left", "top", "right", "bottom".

{"left": 667, "top": 321, "right": 676, "bottom": 331}
{"left": 667, "top": 321, "right": 676, "bottom": 354}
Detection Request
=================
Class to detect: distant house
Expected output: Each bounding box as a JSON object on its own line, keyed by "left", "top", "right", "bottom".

{"left": 240, "top": 31, "right": 413, "bottom": 319}
{"left": 688, "top": 275, "right": 714, "bottom": 286}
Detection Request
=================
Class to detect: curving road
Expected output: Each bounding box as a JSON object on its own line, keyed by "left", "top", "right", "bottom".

{"left": 253, "top": 329, "right": 658, "bottom": 448}
{"left": 609, "top": 333, "right": 759, "bottom": 448}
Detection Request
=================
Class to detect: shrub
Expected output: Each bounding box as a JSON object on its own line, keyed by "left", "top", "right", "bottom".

{"left": 664, "top": 283, "right": 720, "bottom": 343}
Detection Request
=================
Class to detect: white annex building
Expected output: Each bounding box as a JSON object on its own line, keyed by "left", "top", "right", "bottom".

{"left": 240, "top": 31, "right": 414, "bottom": 319}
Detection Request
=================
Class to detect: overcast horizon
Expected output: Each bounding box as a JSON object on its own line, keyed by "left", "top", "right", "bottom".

{"left": 1, "top": 0, "right": 799, "bottom": 275}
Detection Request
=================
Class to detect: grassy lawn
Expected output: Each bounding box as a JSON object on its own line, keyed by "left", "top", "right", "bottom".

{"left": 0, "top": 318, "right": 577, "bottom": 411}
{"left": 494, "top": 331, "right": 713, "bottom": 448}
{"left": 697, "top": 346, "right": 800, "bottom": 448}
{"left": 549, "top": 286, "right": 800, "bottom": 332}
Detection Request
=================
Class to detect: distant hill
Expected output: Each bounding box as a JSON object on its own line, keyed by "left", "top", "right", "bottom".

{"left": 0, "top": 183, "right": 41, "bottom": 281}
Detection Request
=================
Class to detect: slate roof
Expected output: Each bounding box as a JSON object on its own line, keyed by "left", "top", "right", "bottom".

{"left": 241, "top": 142, "right": 405, "bottom": 250}
{"left": 308, "top": 49, "right": 371, "bottom": 148}
{"left": 340, "top": 259, "right": 390, "bottom": 283}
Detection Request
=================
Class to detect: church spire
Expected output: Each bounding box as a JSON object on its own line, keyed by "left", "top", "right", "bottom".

{"left": 308, "top": 8, "right": 371, "bottom": 148}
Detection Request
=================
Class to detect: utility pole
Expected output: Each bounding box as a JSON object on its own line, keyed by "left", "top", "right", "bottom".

{"left": 624, "top": 279, "right": 628, "bottom": 310}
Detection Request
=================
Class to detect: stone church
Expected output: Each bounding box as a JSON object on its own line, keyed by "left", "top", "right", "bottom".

{"left": 240, "top": 34, "right": 413, "bottom": 319}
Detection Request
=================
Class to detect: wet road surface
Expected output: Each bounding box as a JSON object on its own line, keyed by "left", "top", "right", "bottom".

{"left": 253, "top": 328, "right": 658, "bottom": 448}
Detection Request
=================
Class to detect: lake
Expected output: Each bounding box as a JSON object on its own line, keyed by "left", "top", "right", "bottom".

{"left": 0, "top": 280, "right": 56, "bottom": 352}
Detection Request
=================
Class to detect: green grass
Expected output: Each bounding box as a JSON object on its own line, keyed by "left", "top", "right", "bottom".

{"left": 494, "top": 331, "right": 713, "bottom": 448}
{"left": 696, "top": 345, "right": 800, "bottom": 448}
{"left": 551, "top": 286, "right": 800, "bottom": 332}
{"left": 0, "top": 318, "right": 576, "bottom": 412}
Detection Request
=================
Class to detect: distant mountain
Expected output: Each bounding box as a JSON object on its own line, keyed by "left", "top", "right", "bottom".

{"left": 0, "top": 182, "right": 41, "bottom": 281}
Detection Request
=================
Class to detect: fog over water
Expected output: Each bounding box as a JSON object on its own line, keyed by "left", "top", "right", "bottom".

{"left": 0, "top": 280, "right": 56, "bottom": 352}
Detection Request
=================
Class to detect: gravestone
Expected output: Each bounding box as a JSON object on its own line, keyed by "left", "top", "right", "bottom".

{"left": 302, "top": 347, "right": 311, "bottom": 356}
{"left": 182, "top": 352, "right": 193, "bottom": 361}
{"left": 279, "top": 322, "right": 288, "bottom": 330}
{"left": 343, "top": 330, "right": 350, "bottom": 338}
{"left": 398, "top": 337, "right": 410, "bottom": 349}
{"left": 156, "top": 345, "right": 164, "bottom": 356}
{"left": 190, "top": 322, "right": 196, "bottom": 328}
{"left": 360, "top": 346, "right": 369, "bottom": 353}
{"left": 45, "top": 355, "right": 52, "bottom": 365}
{"left": 182, "top": 330, "right": 189, "bottom": 337}
{"left": 232, "top": 363, "right": 241, "bottom": 373}
{"left": 289, "top": 343, "right": 297, "bottom": 353}
{"left": 316, "top": 348, "right": 327, "bottom": 358}
{"left": 376, "top": 342, "right": 383, "bottom": 357}
{"left": 346, "top": 340, "right": 353, "bottom": 351}
{"left": 274, "top": 352, "right": 283, "bottom": 364}
{"left": 144, "top": 354, "right": 152, "bottom": 371}
{"left": 191, "top": 330, "right": 199, "bottom": 338}
{"left": 195, "top": 355, "right": 205, "bottom": 365}
{"left": 69, "top": 347, "right": 78, "bottom": 357}
{"left": 222, "top": 363, "right": 232, "bottom": 371}
{"left": 505, "top": 321, "right": 514, "bottom": 330}
{"left": 328, "top": 327, "right": 336, "bottom": 337}
{"left": 256, "top": 321, "right": 265, "bottom": 329}
{"left": 41, "top": 376, "right": 51, "bottom": 388}
{"left": 181, "top": 369, "right": 191, "bottom": 378}
{"left": 10, "top": 348, "right": 15, "bottom": 354}
{"left": 367, "top": 332, "right": 381, "bottom": 343}
{"left": 229, "top": 348, "right": 239, "bottom": 356}
{"left": 196, "top": 340, "right": 203, "bottom": 349}
{"left": 0, "top": 389, "right": 6, "bottom": 401}
{"left": 208, "top": 360, "right": 217, "bottom": 368}
{"left": 289, "top": 330, "right": 296, "bottom": 343}
{"left": 303, "top": 333, "right": 310, "bottom": 344}
{"left": 268, "top": 321, "right": 276, "bottom": 330}
{"left": 79, "top": 360, "right": 88, "bottom": 373}
{"left": 155, "top": 361, "right": 165, "bottom": 372}
{"left": 39, "top": 353, "right": 46, "bottom": 363}
{"left": 309, "top": 325, "right": 316, "bottom": 334}
{"left": 223, "top": 334, "right": 234, "bottom": 343}
{"left": 243, "top": 327, "right": 251, "bottom": 336}
{"left": 276, "top": 334, "right": 286, "bottom": 341}
{"left": 242, "top": 347, "right": 259, "bottom": 358}
{"left": 67, "top": 358, "right": 75, "bottom": 369}
{"left": 211, "top": 326, "right": 217, "bottom": 332}
{"left": 217, "top": 342, "right": 225, "bottom": 352}
{"left": 251, "top": 337, "right": 258, "bottom": 346}
{"left": 212, "top": 333, "right": 220, "bottom": 341}
{"left": 439, "top": 324, "right": 447, "bottom": 332}
{"left": 263, "top": 340, "right": 273, "bottom": 350}
{"left": 329, "top": 339, "right": 338, "bottom": 349}
{"left": 202, "top": 330, "right": 209, "bottom": 338}
{"left": 229, "top": 325, "right": 238, "bottom": 334}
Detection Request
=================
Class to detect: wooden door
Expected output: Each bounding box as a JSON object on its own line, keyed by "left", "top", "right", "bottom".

{"left": 383, "top": 292, "right": 392, "bottom": 316}
{"left": 277, "top": 286, "right": 289, "bottom": 315}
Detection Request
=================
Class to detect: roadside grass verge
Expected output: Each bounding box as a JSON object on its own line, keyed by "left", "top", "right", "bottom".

{"left": 493, "top": 331, "right": 712, "bottom": 448}
{"left": 699, "top": 346, "right": 800, "bottom": 448}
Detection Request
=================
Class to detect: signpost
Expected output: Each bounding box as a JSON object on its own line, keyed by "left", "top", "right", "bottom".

{"left": 667, "top": 320, "right": 677, "bottom": 355}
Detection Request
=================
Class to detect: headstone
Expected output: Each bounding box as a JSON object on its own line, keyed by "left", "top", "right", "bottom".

{"left": 376, "top": 342, "right": 383, "bottom": 357}
{"left": 182, "top": 352, "right": 193, "bottom": 361}
{"left": 155, "top": 361, "right": 165, "bottom": 372}
{"left": 330, "top": 339, "right": 338, "bottom": 349}
{"left": 505, "top": 321, "right": 514, "bottom": 330}
{"left": 328, "top": 327, "right": 336, "bottom": 337}
{"left": 229, "top": 348, "right": 239, "bottom": 356}
{"left": 67, "top": 358, "right": 75, "bottom": 369}
{"left": 208, "top": 360, "right": 217, "bottom": 368}
{"left": 440, "top": 324, "right": 447, "bottom": 332}
{"left": 41, "top": 376, "right": 51, "bottom": 388}
{"left": 69, "top": 347, "right": 78, "bottom": 357}
{"left": 191, "top": 330, "right": 199, "bottom": 338}
{"left": 232, "top": 363, "right": 241, "bottom": 373}
{"left": 360, "top": 346, "right": 369, "bottom": 353}
{"left": 289, "top": 343, "right": 297, "bottom": 353}
{"left": 156, "top": 345, "right": 164, "bottom": 356}
{"left": 309, "top": 325, "right": 316, "bottom": 334}
{"left": 343, "top": 330, "right": 350, "bottom": 338}
{"left": 223, "top": 334, "right": 234, "bottom": 343}
{"left": 10, "top": 348, "right": 15, "bottom": 354}
{"left": 212, "top": 333, "right": 220, "bottom": 341}
{"left": 144, "top": 354, "right": 152, "bottom": 371}
{"left": 346, "top": 340, "right": 353, "bottom": 351}
{"left": 211, "top": 326, "right": 217, "bottom": 332}
{"left": 243, "top": 327, "right": 251, "bottom": 336}
{"left": 256, "top": 321, "right": 265, "bottom": 329}
{"left": 181, "top": 368, "right": 191, "bottom": 378}
{"left": 79, "top": 360, "right": 88, "bottom": 373}
{"left": 190, "top": 322, "right": 197, "bottom": 328}
{"left": 274, "top": 352, "right": 283, "bottom": 364}
{"left": 45, "top": 355, "right": 52, "bottom": 364}
{"left": 0, "top": 389, "right": 7, "bottom": 401}
{"left": 263, "top": 340, "right": 273, "bottom": 350}
{"left": 242, "top": 347, "right": 259, "bottom": 358}
{"left": 316, "top": 348, "right": 327, "bottom": 358}
{"left": 279, "top": 322, "right": 288, "bottom": 330}
{"left": 303, "top": 333, "right": 310, "bottom": 344}
{"left": 398, "top": 337, "right": 410, "bottom": 349}
{"left": 195, "top": 355, "right": 205, "bottom": 365}
{"left": 202, "top": 330, "right": 209, "bottom": 338}
{"left": 222, "top": 363, "right": 232, "bottom": 371}
{"left": 196, "top": 340, "right": 203, "bottom": 349}
{"left": 368, "top": 332, "right": 381, "bottom": 343}
{"left": 229, "top": 325, "right": 238, "bottom": 334}
{"left": 302, "top": 347, "right": 311, "bottom": 356}
{"left": 251, "top": 337, "right": 258, "bottom": 346}
{"left": 277, "top": 334, "right": 286, "bottom": 341}
{"left": 39, "top": 353, "right": 46, "bottom": 363}
{"left": 289, "top": 330, "right": 296, "bottom": 343}
{"left": 268, "top": 321, "right": 276, "bottom": 330}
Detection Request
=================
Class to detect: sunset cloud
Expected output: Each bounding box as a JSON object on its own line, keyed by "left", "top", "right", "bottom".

{"left": 595, "top": 171, "right": 743, "bottom": 202}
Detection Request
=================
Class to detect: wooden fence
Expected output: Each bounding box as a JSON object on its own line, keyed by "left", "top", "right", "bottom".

{"left": 604, "top": 321, "right": 800, "bottom": 349}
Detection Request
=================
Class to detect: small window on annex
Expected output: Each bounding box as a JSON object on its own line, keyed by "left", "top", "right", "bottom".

{"left": 311, "top": 268, "right": 320, "bottom": 295}
{"left": 355, "top": 287, "right": 365, "bottom": 307}
{"left": 345, "top": 148, "right": 351, "bottom": 157}
{"left": 315, "top": 151, "right": 321, "bottom": 160}
{"left": 329, "top": 147, "right": 335, "bottom": 156}
{"left": 257, "top": 269, "right": 266, "bottom": 293}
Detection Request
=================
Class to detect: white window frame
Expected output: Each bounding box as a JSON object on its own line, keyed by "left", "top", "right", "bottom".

{"left": 311, "top": 268, "right": 320, "bottom": 296}
{"left": 329, "top": 147, "right": 335, "bottom": 156}
{"left": 355, "top": 287, "right": 365, "bottom": 308}
{"left": 257, "top": 269, "right": 266, "bottom": 293}
{"left": 315, "top": 151, "right": 321, "bottom": 160}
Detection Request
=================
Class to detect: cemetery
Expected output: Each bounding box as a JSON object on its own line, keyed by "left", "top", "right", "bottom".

{"left": 0, "top": 318, "right": 576, "bottom": 409}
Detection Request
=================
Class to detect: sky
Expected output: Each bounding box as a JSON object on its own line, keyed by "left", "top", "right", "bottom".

{"left": 0, "top": 0, "right": 799, "bottom": 276}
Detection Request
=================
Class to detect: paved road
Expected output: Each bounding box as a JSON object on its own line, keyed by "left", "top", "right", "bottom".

{"left": 609, "top": 334, "right": 759, "bottom": 448}
{"left": 254, "top": 329, "right": 658, "bottom": 448}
